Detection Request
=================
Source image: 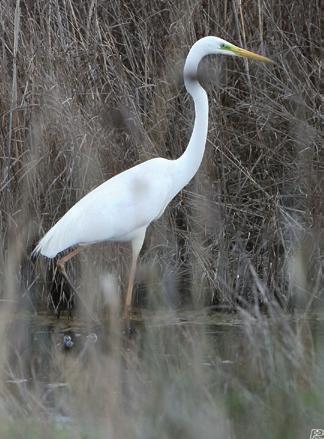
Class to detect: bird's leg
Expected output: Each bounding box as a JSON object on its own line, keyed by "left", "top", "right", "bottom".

{"left": 57, "top": 246, "right": 83, "bottom": 296}
{"left": 123, "top": 255, "right": 138, "bottom": 318}
{"left": 123, "top": 229, "right": 146, "bottom": 320}
{"left": 56, "top": 246, "right": 100, "bottom": 322}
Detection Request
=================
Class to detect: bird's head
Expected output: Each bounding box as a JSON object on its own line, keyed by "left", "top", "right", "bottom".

{"left": 184, "top": 36, "right": 273, "bottom": 81}
{"left": 196, "top": 36, "right": 273, "bottom": 63}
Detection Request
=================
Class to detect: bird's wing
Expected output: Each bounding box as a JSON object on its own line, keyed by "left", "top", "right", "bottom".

{"left": 34, "top": 158, "right": 173, "bottom": 258}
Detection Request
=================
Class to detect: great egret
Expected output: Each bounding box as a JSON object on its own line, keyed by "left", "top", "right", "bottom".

{"left": 33, "top": 37, "right": 272, "bottom": 317}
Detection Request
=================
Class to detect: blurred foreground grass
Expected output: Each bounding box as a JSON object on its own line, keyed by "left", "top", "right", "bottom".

{"left": 0, "top": 308, "right": 323, "bottom": 438}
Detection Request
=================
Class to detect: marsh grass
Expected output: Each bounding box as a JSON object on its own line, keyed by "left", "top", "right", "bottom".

{"left": 0, "top": 0, "right": 322, "bottom": 437}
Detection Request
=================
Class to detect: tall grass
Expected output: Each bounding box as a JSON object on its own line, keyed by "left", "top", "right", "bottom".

{"left": 0, "top": 0, "right": 321, "bottom": 308}
{"left": 0, "top": 0, "right": 322, "bottom": 437}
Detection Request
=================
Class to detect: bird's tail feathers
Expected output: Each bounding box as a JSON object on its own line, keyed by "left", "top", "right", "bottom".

{"left": 31, "top": 225, "right": 61, "bottom": 259}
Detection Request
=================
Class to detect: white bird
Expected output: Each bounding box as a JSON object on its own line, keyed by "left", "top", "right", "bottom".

{"left": 33, "top": 37, "right": 272, "bottom": 317}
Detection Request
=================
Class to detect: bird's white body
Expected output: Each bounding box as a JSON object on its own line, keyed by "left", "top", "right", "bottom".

{"left": 33, "top": 37, "right": 271, "bottom": 313}
{"left": 35, "top": 157, "right": 177, "bottom": 257}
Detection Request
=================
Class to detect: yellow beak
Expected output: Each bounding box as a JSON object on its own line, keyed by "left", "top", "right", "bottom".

{"left": 231, "top": 45, "right": 274, "bottom": 64}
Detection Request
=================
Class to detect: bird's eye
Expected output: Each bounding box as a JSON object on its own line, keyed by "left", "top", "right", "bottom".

{"left": 220, "top": 43, "right": 231, "bottom": 51}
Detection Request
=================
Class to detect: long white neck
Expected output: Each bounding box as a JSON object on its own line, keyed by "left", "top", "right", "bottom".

{"left": 171, "top": 43, "right": 209, "bottom": 194}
